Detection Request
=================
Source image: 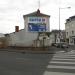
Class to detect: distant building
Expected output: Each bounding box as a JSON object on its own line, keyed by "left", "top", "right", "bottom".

{"left": 50, "top": 30, "right": 66, "bottom": 44}
{"left": 65, "top": 16, "right": 75, "bottom": 45}
{"left": 6, "top": 9, "right": 51, "bottom": 47}
{"left": 0, "top": 33, "right": 5, "bottom": 37}
{"left": 0, "top": 33, "right": 7, "bottom": 48}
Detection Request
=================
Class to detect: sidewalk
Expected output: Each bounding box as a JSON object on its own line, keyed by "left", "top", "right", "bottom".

{"left": 0, "top": 46, "right": 57, "bottom": 54}
{"left": 0, "top": 46, "right": 70, "bottom": 54}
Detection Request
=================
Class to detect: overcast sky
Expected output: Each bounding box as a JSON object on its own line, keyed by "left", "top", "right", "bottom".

{"left": 0, "top": 0, "right": 75, "bottom": 33}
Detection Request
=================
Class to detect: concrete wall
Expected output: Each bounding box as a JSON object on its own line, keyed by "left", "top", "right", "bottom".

{"left": 8, "top": 30, "right": 38, "bottom": 47}
{"left": 0, "top": 37, "right": 7, "bottom": 48}
{"left": 7, "top": 30, "right": 52, "bottom": 47}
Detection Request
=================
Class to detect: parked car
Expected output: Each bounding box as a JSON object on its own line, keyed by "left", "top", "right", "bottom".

{"left": 56, "top": 42, "right": 69, "bottom": 48}
{"left": 51, "top": 43, "right": 56, "bottom": 46}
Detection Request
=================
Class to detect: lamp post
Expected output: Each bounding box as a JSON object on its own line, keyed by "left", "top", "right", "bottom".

{"left": 59, "top": 7, "right": 71, "bottom": 43}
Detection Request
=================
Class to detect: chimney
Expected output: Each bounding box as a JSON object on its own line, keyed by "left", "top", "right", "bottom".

{"left": 15, "top": 26, "right": 19, "bottom": 32}
{"left": 37, "top": 9, "right": 40, "bottom": 14}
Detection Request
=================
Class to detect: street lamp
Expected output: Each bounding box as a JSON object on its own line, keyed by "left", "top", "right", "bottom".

{"left": 59, "top": 7, "right": 71, "bottom": 43}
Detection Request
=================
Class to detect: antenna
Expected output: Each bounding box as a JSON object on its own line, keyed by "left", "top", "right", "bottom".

{"left": 38, "top": 0, "right": 40, "bottom": 10}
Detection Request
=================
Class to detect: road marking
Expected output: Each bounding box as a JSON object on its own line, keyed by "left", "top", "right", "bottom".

{"left": 47, "top": 65, "right": 75, "bottom": 69}
{"left": 43, "top": 71, "right": 75, "bottom": 75}
{"left": 53, "top": 55, "right": 75, "bottom": 58}
{"left": 52, "top": 58, "right": 75, "bottom": 61}
{"left": 56, "top": 51, "right": 65, "bottom": 53}
{"left": 49, "top": 61, "right": 75, "bottom": 64}
{"left": 44, "top": 50, "right": 75, "bottom": 75}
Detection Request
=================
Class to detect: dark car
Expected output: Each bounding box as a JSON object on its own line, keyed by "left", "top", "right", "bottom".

{"left": 51, "top": 43, "right": 56, "bottom": 46}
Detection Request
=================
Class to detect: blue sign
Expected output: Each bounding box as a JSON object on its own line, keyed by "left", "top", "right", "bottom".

{"left": 28, "top": 23, "right": 46, "bottom": 31}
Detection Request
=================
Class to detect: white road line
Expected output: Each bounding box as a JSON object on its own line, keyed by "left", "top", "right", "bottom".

{"left": 55, "top": 53, "right": 75, "bottom": 56}
{"left": 49, "top": 61, "right": 75, "bottom": 64}
{"left": 43, "top": 50, "right": 75, "bottom": 75}
{"left": 43, "top": 71, "right": 75, "bottom": 75}
{"left": 54, "top": 52, "right": 73, "bottom": 55}
{"left": 56, "top": 51, "right": 65, "bottom": 53}
{"left": 47, "top": 65, "right": 75, "bottom": 69}
{"left": 55, "top": 50, "right": 75, "bottom": 55}
{"left": 53, "top": 56, "right": 75, "bottom": 58}
{"left": 52, "top": 58, "right": 75, "bottom": 61}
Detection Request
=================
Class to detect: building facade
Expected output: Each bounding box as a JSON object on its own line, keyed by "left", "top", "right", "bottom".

{"left": 6, "top": 9, "right": 51, "bottom": 47}
{"left": 23, "top": 9, "right": 50, "bottom": 32}
{"left": 65, "top": 16, "right": 75, "bottom": 45}
{"left": 50, "top": 30, "right": 66, "bottom": 44}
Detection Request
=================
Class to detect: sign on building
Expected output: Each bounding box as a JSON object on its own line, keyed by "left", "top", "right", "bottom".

{"left": 28, "top": 17, "right": 46, "bottom": 31}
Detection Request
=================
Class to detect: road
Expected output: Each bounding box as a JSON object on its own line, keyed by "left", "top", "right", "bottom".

{"left": 0, "top": 49, "right": 75, "bottom": 75}
{"left": 0, "top": 50, "right": 54, "bottom": 75}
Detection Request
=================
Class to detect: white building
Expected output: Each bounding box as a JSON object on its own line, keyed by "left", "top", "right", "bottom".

{"left": 65, "top": 16, "right": 75, "bottom": 45}
{"left": 6, "top": 9, "right": 51, "bottom": 47}
{"left": 50, "top": 30, "right": 66, "bottom": 45}
{"left": 23, "top": 9, "right": 50, "bottom": 32}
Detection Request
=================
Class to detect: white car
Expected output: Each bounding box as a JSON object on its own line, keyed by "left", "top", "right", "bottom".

{"left": 56, "top": 42, "right": 69, "bottom": 48}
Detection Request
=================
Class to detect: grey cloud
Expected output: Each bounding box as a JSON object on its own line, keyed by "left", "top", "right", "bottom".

{"left": 0, "top": 17, "right": 17, "bottom": 22}
{"left": 0, "top": 0, "right": 24, "bottom": 13}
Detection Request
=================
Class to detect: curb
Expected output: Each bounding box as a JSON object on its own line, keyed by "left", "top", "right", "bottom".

{"left": 0, "top": 49, "right": 55, "bottom": 54}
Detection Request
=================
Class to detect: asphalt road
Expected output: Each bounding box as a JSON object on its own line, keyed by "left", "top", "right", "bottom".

{"left": 0, "top": 51, "right": 54, "bottom": 75}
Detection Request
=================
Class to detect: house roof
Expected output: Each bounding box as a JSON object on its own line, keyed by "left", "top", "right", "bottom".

{"left": 70, "top": 16, "right": 75, "bottom": 20}
{"left": 23, "top": 9, "right": 50, "bottom": 18}
{"left": 66, "top": 15, "right": 75, "bottom": 22}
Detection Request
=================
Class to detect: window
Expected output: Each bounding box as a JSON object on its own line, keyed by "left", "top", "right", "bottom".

{"left": 72, "top": 30, "right": 74, "bottom": 34}
{"left": 66, "top": 32, "right": 68, "bottom": 36}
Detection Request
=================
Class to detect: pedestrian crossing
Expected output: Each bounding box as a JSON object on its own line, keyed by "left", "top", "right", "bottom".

{"left": 43, "top": 50, "right": 75, "bottom": 75}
